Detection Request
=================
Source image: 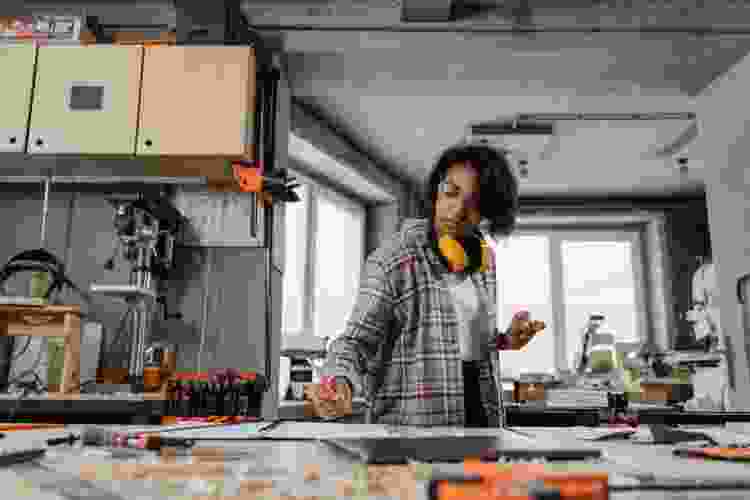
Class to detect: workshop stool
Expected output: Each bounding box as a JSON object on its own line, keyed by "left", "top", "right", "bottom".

{"left": 0, "top": 304, "right": 80, "bottom": 394}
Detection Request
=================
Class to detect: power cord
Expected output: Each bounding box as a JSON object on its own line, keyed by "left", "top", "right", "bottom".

{"left": 10, "top": 336, "right": 32, "bottom": 362}
{"left": 107, "top": 301, "right": 138, "bottom": 355}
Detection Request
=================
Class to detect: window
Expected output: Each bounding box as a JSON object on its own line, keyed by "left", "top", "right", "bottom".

{"left": 560, "top": 233, "right": 642, "bottom": 370}
{"left": 496, "top": 236, "right": 556, "bottom": 377}
{"left": 312, "top": 186, "right": 366, "bottom": 340}
{"left": 495, "top": 227, "right": 647, "bottom": 376}
{"left": 281, "top": 170, "right": 366, "bottom": 345}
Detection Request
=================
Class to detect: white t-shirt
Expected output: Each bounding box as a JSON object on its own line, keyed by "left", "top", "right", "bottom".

{"left": 444, "top": 273, "right": 492, "bottom": 361}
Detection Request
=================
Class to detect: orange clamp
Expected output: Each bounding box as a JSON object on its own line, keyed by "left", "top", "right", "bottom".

{"left": 232, "top": 161, "right": 263, "bottom": 193}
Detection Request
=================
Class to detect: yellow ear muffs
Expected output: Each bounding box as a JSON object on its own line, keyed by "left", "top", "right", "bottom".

{"left": 438, "top": 236, "right": 493, "bottom": 274}
{"left": 439, "top": 236, "right": 467, "bottom": 272}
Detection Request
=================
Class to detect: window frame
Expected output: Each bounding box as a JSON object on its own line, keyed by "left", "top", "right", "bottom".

{"left": 282, "top": 167, "right": 367, "bottom": 342}
{"left": 509, "top": 224, "right": 648, "bottom": 372}
{"left": 281, "top": 182, "right": 311, "bottom": 337}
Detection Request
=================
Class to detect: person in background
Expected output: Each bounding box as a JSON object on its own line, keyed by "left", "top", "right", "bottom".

{"left": 327, "top": 143, "right": 545, "bottom": 427}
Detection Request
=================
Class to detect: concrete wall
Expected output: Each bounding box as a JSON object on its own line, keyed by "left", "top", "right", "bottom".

{"left": 693, "top": 51, "right": 750, "bottom": 411}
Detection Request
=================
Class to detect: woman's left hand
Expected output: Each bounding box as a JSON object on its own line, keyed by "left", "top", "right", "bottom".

{"left": 509, "top": 311, "right": 546, "bottom": 350}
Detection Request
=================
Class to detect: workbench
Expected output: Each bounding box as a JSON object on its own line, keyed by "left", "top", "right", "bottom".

{"left": 0, "top": 422, "right": 749, "bottom": 499}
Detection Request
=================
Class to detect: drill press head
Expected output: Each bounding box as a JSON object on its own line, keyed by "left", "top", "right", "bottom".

{"left": 106, "top": 196, "right": 183, "bottom": 278}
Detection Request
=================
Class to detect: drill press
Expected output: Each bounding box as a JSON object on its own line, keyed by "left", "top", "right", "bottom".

{"left": 90, "top": 194, "right": 183, "bottom": 393}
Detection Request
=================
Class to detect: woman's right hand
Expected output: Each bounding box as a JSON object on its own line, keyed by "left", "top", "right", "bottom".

{"left": 314, "top": 376, "right": 353, "bottom": 418}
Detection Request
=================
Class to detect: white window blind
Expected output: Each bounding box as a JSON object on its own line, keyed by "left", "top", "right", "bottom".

{"left": 312, "top": 184, "right": 366, "bottom": 339}
{"left": 495, "top": 235, "right": 556, "bottom": 377}
{"left": 281, "top": 165, "right": 367, "bottom": 346}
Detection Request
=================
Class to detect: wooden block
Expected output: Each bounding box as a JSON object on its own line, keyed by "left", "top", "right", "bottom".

{"left": 96, "top": 367, "right": 129, "bottom": 384}
{"left": 641, "top": 383, "right": 672, "bottom": 402}
{"left": 514, "top": 382, "right": 546, "bottom": 402}
{"left": 62, "top": 312, "right": 80, "bottom": 394}
{"left": 303, "top": 464, "right": 321, "bottom": 481}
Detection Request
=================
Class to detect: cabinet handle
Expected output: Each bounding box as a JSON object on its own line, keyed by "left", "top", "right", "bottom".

{"left": 145, "top": 139, "right": 153, "bottom": 147}
{"left": 35, "top": 138, "right": 44, "bottom": 147}
{"left": 8, "top": 137, "right": 16, "bottom": 144}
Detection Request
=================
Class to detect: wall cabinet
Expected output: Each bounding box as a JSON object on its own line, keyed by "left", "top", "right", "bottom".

{"left": 28, "top": 45, "right": 142, "bottom": 155}
{"left": 0, "top": 45, "right": 36, "bottom": 153}
{"left": 1, "top": 44, "right": 259, "bottom": 185}
{"left": 137, "top": 46, "right": 256, "bottom": 157}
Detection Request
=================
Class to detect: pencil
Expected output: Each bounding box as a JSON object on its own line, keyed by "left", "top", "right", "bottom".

{"left": 0, "top": 424, "right": 66, "bottom": 432}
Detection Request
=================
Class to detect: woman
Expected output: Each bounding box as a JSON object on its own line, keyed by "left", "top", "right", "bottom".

{"left": 327, "top": 143, "right": 544, "bottom": 427}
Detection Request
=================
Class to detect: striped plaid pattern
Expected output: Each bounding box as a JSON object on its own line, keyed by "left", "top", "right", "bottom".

{"left": 330, "top": 218, "right": 507, "bottom": 427}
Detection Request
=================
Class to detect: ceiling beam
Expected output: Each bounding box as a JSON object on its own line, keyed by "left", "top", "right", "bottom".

{"left": 250, "top": 23, "right": 750, "bottom": 36}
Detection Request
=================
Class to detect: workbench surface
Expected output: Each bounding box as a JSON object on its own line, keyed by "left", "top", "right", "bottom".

{"left": 1, "top": 423, "right": 749, "bottom": 499}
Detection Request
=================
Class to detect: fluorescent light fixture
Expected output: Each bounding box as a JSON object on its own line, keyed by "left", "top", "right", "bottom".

{"left": 401, "top": 0, "right": 454, "bottom": 22}
{"left": 467, "top": 119, "right": 556, "bottom": 161}
{"left": 516, "top": 213, "right": 655, "bottom": 225}
{"left": 288, "top": 132, "right": 396, "bottom": 204}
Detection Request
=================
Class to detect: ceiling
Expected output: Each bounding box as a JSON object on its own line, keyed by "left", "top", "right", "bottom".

{"left": 243, "top": 0, "right": 750, "bottom": 197}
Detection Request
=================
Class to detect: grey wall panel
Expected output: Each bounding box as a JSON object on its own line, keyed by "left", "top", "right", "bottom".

{"left": 201, "top": 247, "right": 267, "bottom": 373}
{"left": 155, "top": 246, "right": 207, "bottom": 371}
{"left": 266, "top": 268, "right": 281, "bottom": 420}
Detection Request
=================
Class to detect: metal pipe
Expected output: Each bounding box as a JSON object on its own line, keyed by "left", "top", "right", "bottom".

{"left": 249, "top": 24, "right": 750, "bottom": 36}
{"left": 263, "top": 67, "right": 280, "bottom": 393}
{"left": 515, "top": 112, "right": 696, "bottom": 121}
{"left": 40, "top": 175, "right": 51, "bottom": 248}
{"left": 128, "top": 247, "right": 152, "bottom": 389}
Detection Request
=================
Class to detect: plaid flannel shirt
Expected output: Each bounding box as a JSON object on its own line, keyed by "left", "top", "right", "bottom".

{"left": 330, "top": 218, "right": 510, "bottom": 426}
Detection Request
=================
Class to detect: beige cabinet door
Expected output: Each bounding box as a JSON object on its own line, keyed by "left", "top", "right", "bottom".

{"left": 28, "top": 45, "right": 142, "bottom": 155}
{"left": 137, "top": 46, "right": 256, "bottom": 157}
{"left": 0, "top": 44, "right": 36, "bottom": 153}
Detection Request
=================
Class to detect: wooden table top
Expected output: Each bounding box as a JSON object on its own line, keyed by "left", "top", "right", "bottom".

{"left": 0, "top": 423, "right": 749, "bottom": 499}
{"left": 0, "top": 303, "right": 81, "bottom": 315}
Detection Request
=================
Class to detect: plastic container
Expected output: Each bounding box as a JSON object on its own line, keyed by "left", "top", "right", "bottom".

{"left": 29, "top": 271, "right": 50, "bottom": 302}
{"left": 278, "top": 356, "right": 291, "bottom": 400}
{"left": 289, "top": 358, "right": 313, "bottom": 401}
{"left": 588, "top": 331, "right": 617, "bottom": 373}
{"left": 575, "top": 314, "right": 605, "bottom": 374}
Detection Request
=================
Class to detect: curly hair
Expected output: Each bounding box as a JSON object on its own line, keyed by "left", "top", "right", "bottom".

{"left": 421, "top": 143, "right": 519, "bottom": 238}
